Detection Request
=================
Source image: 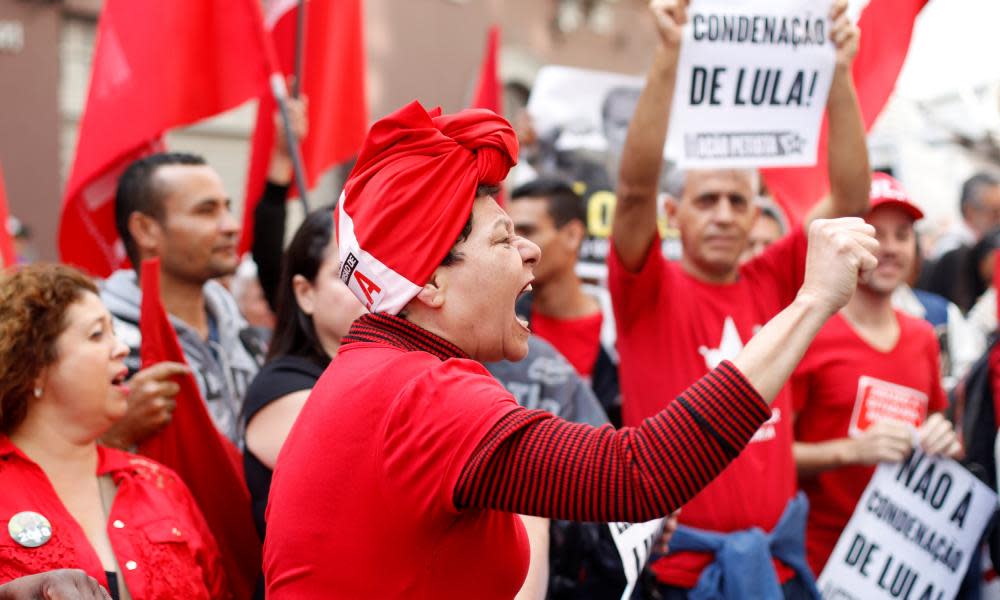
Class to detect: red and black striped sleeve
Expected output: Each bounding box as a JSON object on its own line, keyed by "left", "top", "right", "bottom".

{"left": 454, "top": 360, "right": 771, "bottom": 522}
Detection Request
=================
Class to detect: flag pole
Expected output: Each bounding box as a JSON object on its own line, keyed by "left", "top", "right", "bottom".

{"left": 291, "top": 0, "right": 307, "bottom": 98}
{"left": 270, "top": 74, "right": 311, "bottom": 214}
{"left": 251, "top": 0, "right": 311, "bottom": 214}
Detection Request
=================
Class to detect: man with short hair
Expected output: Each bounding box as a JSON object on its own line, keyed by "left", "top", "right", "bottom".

{"left": 509, "top": 177, "right": 621, "bottom": 424}
{"left": 792, "top": 173, "right": 960, "bottom": 575}
{"left": 931, "top": 172, "right": 1000, "bottom": 258}
{"left": 611, "top": 1, "right": 869, "bottom": 596}
{"left": 101, "top": 152, "right": 263, "bottom": 447}
{"left": 921, "top": 172, "right": 1000, "bottom": 310}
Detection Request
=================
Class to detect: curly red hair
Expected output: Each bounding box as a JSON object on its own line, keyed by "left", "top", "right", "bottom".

{"left": 0, "top": 263, "right": 98, "bottom": 433}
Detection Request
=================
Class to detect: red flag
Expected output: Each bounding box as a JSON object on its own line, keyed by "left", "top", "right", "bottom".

{"left": 137, "top": 258, "right": 261, "bottom": 599}
{"left": 471, "top": 25, "right": 503, "bottom": 114}
{"left": 0, "top": 164, "right": 17, "bottom": 268}
{"left": 760, "top": 0, "right": 928, "bottom": 225}
{"left": 239, "top": 0, "right": 369, "bottom": 255}
{"left": 60, "top": 0, "right": 273, "bottom": 277}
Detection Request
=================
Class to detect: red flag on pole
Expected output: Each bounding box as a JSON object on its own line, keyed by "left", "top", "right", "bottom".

{"left": 60, "top": 0, "right": 274, "bottom": 277}
{"left": 137, "top": 258, "right": 261, "bottom": 599}
{"left": 471, "top": 25, "right": 503, "bottom": 115}
{"left": 0, "top": 163, "right": 17, "bottom": 268}
{"left": 470, "top": 25, "right": 506, "bottom": 205}
{"left": 760, "top": 0, "right": 929, "bottom": 225}
{"left": 239, "top": 0, "right": 369, "bottom": 255}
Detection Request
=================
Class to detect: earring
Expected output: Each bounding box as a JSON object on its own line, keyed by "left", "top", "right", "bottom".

{"left": 33, "top": 388, "right": 42, "bottom": 398}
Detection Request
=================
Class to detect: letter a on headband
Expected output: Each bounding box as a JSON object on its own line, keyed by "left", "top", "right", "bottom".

{"left": 355, "top": 270, "right": 383, "bottom": 308}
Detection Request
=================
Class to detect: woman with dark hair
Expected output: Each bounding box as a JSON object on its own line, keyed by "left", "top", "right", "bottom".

{"left": 0, "top": 264, "right": 228, "bottom": 599}
{"left": 242, "top": 210, "right": 366, "bottom": 538}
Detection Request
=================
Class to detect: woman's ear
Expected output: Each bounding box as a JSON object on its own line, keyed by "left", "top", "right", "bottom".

{"left": 414, "top": 271, "right": 446, "bottom": 309}
{"left": 292, "top": 274, "right": 316, "bottom": 315}
{"left": 32, "top": 367, "right": 48, "bottom": 400}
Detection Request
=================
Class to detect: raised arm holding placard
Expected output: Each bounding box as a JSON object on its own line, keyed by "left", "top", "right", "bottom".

{"left": 606, "top": 1, "right": 875, "bottom": 596}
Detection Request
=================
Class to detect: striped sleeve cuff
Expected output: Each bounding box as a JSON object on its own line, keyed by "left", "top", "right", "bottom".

{"left": 676, "top": 360, "right": 771, "bottom": 456}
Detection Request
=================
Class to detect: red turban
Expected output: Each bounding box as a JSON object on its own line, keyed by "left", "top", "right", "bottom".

{"left": 336, "top": 101, "right": 518, "bottom": 314}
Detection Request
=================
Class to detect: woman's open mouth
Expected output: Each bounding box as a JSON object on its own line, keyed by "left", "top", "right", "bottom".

{"left": 516, "top": 281, "right": 533, "bottom": 332}
{"left": 111, "top": 368, "right": 130, "bottom": 394}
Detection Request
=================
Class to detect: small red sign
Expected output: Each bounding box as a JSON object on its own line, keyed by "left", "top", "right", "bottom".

{"left": 848, "top": 376, "right": 928, "bottom": 437}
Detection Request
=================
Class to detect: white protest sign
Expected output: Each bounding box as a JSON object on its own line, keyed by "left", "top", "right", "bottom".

{"left": 527, "top": 65, "right": 645, "bottom": 157}
{"left": 818, "top": 450, "right": 998, "bottom": 600}
{"left": 526, "top": 66, "right": 672, "bottom": 281}
{"left": 665, "top": 0, "right": 836, "bottom": 168}
{"left": 608, "top": 518, "right": 664, "bottom": 600}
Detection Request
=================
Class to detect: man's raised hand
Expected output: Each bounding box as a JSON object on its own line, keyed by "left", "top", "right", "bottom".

{"left": 649, "top": 0, "right": 688, "bottom": 52}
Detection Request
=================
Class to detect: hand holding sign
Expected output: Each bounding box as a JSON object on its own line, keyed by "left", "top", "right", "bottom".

{"left": 649, "top": 0, "right": 688, "bottom": 52}
{"left": 917, "top": 413, "right": 963, "bottom": 459}
{"left": 828, "top": 0, "right": 859, "bottom": 70}
{"left": 852, "top": 420, "right": 913, "bottom": 466}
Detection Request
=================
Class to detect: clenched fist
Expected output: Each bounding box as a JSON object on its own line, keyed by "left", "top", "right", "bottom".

{"left": 798, "top": 218, "right": 879, "bottom": 317}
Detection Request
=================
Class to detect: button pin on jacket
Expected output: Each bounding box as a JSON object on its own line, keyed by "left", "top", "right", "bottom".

{"left": 8, "top": 511, "right": 52, "bottom": 548}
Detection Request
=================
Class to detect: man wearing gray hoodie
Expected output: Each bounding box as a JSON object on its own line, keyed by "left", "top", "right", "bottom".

{"left": 100, "top": 152, "right": 264, "bottom": 447}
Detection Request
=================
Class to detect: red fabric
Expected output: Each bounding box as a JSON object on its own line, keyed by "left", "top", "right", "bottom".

{"left": 760, "top": 0, "right": 928, "bottom": 225}
{"left": 791, "top": 311, "right": 947, "bottom": 575}
{"left": 608, "top": 228, "right": 809, "bottom": 586}
{"left": 530, "top": 311, "right": 603, "bottom": 377}
{"left": 471, "top": 25, "right": 503, "bottom": 114}
{"left": 59, "top": 0, "right": 271, "bottom": 277}
{"left": 469, "top": 25, "right": 505, "bottom": 206}
{"left": 0, "top": 164, "right": 16, "bottom": 268}
{"left": 264, "top": 323, "right": 525, "bottom": 598}
{"left": 240, "top": 0, "right": 369, "bottom": 255}
{"left": 0, "top": 438, "right": 228, "bottom": 598}
{"left": 991, "top": 345, "right": 1000, "bottom": 434}
{"left": 338, "top": 101, "right": 517, "bottom": 298}
{"left": 993, "top": 256, "right": 1000, "bottom": 432}
{"left": 135, "top": 258, "right": 260, "bottom": 600}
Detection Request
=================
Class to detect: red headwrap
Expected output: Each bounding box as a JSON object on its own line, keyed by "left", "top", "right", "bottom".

{"left": 337, "top": 101, "right": 518, "bottom": 314}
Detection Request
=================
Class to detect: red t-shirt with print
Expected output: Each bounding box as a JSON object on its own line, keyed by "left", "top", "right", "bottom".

{"left": 530, "top": 311, "right": 603, "bottom": 377}
{"left": 791, "top": 311, "right": 947, "bottom": 575}
{"left": 607, "top": 228, "right": 808, "bottom": 587}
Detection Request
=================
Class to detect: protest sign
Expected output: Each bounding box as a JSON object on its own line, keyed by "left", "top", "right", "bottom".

{"left": 527, "top": 66, "right": 675, "bottom": 280}
{"left": 848, "top": 376, "right": 930, "bottom": 439}
{"left": 608, "top": 518, "right": 664, "bottom": 600}
{"left": 665, "top": 0, "right": 836, "bottom": 168}
{"left": 818, "top": 450, "right": 998, "bottom": 600}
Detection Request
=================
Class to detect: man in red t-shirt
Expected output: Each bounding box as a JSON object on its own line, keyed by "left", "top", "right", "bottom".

{"left": 610, "top": 1, "right": 870, "bottom": 595}
{"left": 792, "top": 174, "right": 962, "bottom": 576}
{"left": 508, "top": 177, "right": 622, "bottom": 424}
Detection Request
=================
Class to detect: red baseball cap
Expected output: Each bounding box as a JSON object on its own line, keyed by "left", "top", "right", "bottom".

{"left": 867, "top": 172, "right": 924, "bottom": 221}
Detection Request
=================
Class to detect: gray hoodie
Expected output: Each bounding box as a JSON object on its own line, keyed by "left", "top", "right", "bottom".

{"left": 100, "top": 269, "right": 264, "bottom": 444}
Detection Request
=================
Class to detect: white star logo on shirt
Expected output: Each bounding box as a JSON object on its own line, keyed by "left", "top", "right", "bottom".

{"left": 698, "top": 317, "right": 745, "bottom": 370}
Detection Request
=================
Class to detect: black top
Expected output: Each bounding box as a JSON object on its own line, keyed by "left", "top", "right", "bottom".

{"left": 105, "top": 571, "right": 119, "bottom": 600}
{"left": 251, "top": 181, "right": 290, "bottom": 311}
{"left": 242, "top": 354, "right": 327, "bottom": 539}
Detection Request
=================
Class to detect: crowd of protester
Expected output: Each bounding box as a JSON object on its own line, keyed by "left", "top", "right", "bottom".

{"left": 2, "top": 0, "right": 1000, "bottom": 599}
